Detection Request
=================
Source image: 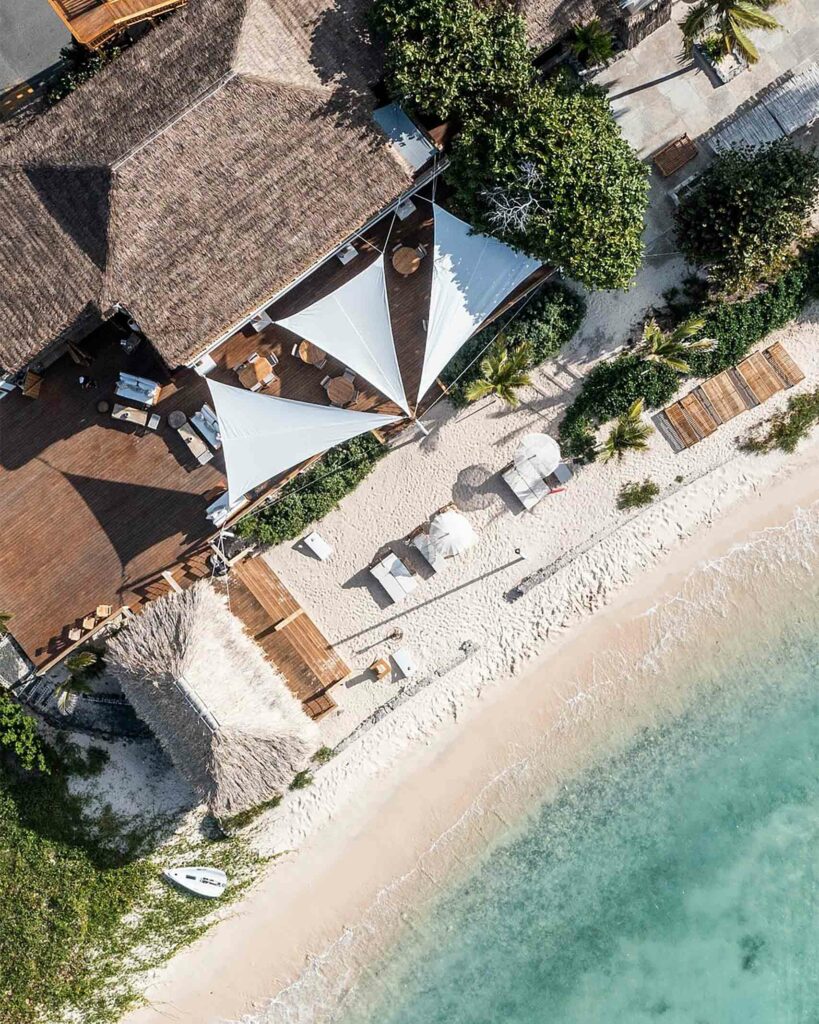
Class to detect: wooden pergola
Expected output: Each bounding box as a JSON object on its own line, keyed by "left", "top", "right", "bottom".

{"left": 46, "top": 0, "right": 187, "bottom": 48}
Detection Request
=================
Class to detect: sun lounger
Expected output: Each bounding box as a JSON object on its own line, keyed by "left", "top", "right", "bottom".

{"left": 411, "top": 531, "right": 448, "bottom": 572}
{"left": 392, "top": 647, "right": 418, "bottom": 679}
{"left": 191, "top": 403, "right": 222, "bottom": 450}
{"left": 304, "top": 531, "right": 333, "bottom": 561}
{"left": 502, "top": 465, "right": 539, "bottom": 510}
{"left": 205, "top": 491, "right": 248, "bottom": 526}
{"left": 116, "top": 372, "right": 160, "bottom": 407}
{"left": 370, "top": 552, "right": 418, "bottom": 603}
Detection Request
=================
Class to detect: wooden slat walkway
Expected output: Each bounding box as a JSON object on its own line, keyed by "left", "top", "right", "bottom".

{"left": 661, "top": 343, "right": 802, "bottom": 450}
{"left": 736, "top": 352, "right": 785, "bottom": 404}
{"left": 765, "top": 342, "right": 805, "bottom": 388}
{"left": 229, "top": 558, "right": 349, "bottom": 716}
{"left": 700, "top": 371, "right": 748, "bottom": 422}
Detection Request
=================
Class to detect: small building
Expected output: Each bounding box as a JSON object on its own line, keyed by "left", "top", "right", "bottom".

{"left": 107, "top": 581, "right": 317, "bottom": 817}
{"left": 45, "top": 0, "right": 189, "bottom": 49}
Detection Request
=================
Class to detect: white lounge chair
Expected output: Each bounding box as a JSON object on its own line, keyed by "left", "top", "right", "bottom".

{"left": 392, "top": 647, "right": 418, "bottom": 678}
{"left": 206, "top": 491, "right": 248, "bottom": 526}
{"left": 115, "top": 371, "right": 160, "bottom": 407}
{"left": 191, "top": 403, "right": 222, "bottom": 450}
{"left": 304, "top": 531, "right": 333, "bottom": 561}
{"left": 502, "top": 465, "right": 539, "bottom": 510}
{"left": 370, "top": 552, "right": 418, "bottom": 603}
{"left": 411, "top": 531, "right": 448, "bottom": 572}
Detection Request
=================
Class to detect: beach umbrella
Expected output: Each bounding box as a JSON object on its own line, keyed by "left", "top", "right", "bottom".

{"left": 428, "top": 510, "right": 478, "bottom": 558}
{"left": 514, "top": 433, "right": 561, "bottom": 478}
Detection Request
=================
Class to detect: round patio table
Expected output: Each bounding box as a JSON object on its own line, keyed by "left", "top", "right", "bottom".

{"left": 298, "top": 340, "right": 327, "bottom": 366}
{"left": 326, "top": 376, "right": 355, "bottom": 407}
{"left": 392, "top": 246, "right": 422, "bottom": 276}
{"left": 168, "top": 410, "right": 187, "bottom": 429}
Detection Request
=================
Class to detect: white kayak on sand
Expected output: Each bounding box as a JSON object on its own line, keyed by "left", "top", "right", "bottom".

{"left": 163, "top": 866, "right": 228, "bottom": 898}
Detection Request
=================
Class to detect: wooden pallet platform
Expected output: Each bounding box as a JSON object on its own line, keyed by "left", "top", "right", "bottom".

{"left": 664, "top": 403, "right": 700, "bottom": 448}
{"left": 700, "top": 371, "right": 749, "bottom": 423}
{"left": 764, "top": 342, "right": 805, "bottom": 388}
{"left": 679, "top": 392, "right": 717, "bottom": 438}
{"left": 736, "top": 352, "right": 785, "bottom": 404}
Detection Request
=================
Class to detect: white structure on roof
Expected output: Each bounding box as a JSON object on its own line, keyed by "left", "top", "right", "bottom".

{"left": 274, "top": 255, "right": 409, "bottom": 413}
{"left": 417, "top": 204, "right": 541, "bottom": 404}
{"left": 207, "top": 380, "right": 399, "bottom": 503}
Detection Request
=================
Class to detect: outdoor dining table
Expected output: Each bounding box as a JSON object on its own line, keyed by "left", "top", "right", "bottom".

{"left": 391, "top": 245, "right": 423, "bottom": 276}
{"left": 326, "top": 375, "right": 356, "bottom": 406}
{"left": 236, "top": 354, "right": 275, "bottom": 391}
{"left": 298, "top": 340, "right": 327, "bottom": 366}
{"left": 111, "top": 403, "right": 149, "bottom": 428}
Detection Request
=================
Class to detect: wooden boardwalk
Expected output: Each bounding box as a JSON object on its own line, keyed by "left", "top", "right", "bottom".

{"left": 659, "top": 343, "right": 803, "bottom": 450}
{"left": 229, "top": 558, "right": 349, "bottom": 718}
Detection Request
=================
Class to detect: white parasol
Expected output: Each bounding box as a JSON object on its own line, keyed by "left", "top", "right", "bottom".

{"left": 514, "top": 433, "right": 561, "bottom": 478}
{"left": 427, "top": 510, "right": 478, "bottom": 558}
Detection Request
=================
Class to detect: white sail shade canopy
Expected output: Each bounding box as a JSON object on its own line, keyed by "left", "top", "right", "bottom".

{"left": 418, "top": 205, "right": 542, "bottom": 404}
{"left": 274, "top": 255, "right": 409, "bottom": 414}
{"left": 207, "top": 380, "right": 399, "bottom": 504}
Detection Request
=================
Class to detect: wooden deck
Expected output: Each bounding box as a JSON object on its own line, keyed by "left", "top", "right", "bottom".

{"left": 46, "top": 0, "right": 187, "bottom": 47}
{"left": 229, "top": 558, "right": 349, "bottom": 717}
{"left": 660, "top": 343, "right": 802, "bottom": 449}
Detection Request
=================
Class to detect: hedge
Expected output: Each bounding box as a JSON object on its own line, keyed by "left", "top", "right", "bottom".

{"left": 440, "top": 281, "right": 586, "bottom": 407}
{"left": 559, "top": 239, "right": 819, "bottom": 458}
{"left": 236, "top": 434, "right": 388, "bottom": 545}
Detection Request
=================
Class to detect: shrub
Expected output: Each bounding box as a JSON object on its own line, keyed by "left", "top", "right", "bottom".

{"left": 741, "top": 387, "right": 819, "bottom": 454}
{"left": 220, "top": 795, "right": 282, "bottom": 832}
{"left": 442, "top": 282, "right": 586, "bottom": 407}
{"left": 311, "top": 746, "right": 335, "bottom": 765}
{"left": 675, "top": 142, "right": 819, "bottom": 293}
{"left": 449, "top": 75, "right": 649, "bottom": 290}
{"left": 370, "top": 0, "right": 533, "bottom": 122}
{"left": 568, "top": 20, "right": 615, "bottom": 66}
{"left": 617, "top": 479, "right": 660, "bottom": 510}
{"left": 566, "top": 355, "right": 680, "bottom": 425}
{"left": 45, "top": 42, "right": 123, "bottom": 106}
{"left": 236, "top": 434, "right": 387, "bottom": 545}
{"left": 0, "top": 693, "right": 46, "bottom": 773}
{"left": 289, "top": 770, "right": 314, "bottom": 790}
{"left": 559, "top": 414, "right": 598, "bottom": 463}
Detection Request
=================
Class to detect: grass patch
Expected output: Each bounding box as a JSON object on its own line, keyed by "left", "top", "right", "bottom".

{"left": 289, "top": 770, "right": 314, "bottom": 790}
{"left": 741, "top": 386, "right": 819, "bottom": 454}
{"left": 219, "top": 794, "right": 282, "bottom": 833}
{"left": 0, "top": 739, "right": 263, "bottom": 1024}
{"left": 440, "top": 282, "right": 586, "bottom": 407}
{"left": 617, "top": 479, "right": 660, "bottom": 510}
{"left": 311, "top": 745, "right": 335, "bottom": 765}
{"left": 236, "top": 433, "right": 387, "bottom": 546}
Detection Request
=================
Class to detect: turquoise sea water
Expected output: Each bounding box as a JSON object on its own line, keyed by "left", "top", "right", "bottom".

{"left": 262, "top": 513, "right": 819, "bottom": 1024}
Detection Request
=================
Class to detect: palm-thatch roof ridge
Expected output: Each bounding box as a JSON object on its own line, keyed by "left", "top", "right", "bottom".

{"left": 0, "top": 0, "right": 412, "bottom": 373}
{"left": 107, "top": 582, "right": 318, "bottom": 817}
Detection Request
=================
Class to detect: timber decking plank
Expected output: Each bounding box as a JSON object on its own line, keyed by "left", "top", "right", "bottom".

{"left": 764, "top": 342, "right": 805, "bottom": 388}
{"left": 679, "top": 392, "right": 717, "bottom": 438}
{"left": 736, "top": 352, "right": 784, "bottom": 404}
{"left": 700, "top": 372, "right": 748, "bottom": 422}
{"left": 664, "top": 403, "right": 699, "bottom": 447}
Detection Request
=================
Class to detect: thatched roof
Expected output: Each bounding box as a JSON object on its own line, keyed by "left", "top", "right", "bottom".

{"left": 0, "top": 0, "right": 412, "bottom": 373}
{"left": 517, "top": 0, "right": 616, "bottom": 52}
{"left": 107, "top": 582, "right": 317, "bottom": 817}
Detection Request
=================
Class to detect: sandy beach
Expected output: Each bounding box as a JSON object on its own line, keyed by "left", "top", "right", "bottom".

{"left": 121, "top": 409, "right": 819, "bottom": 1024}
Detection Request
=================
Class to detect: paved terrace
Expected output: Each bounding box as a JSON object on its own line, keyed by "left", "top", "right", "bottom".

{"left": 0, "top": 195, "right": 544, "bottom": 670}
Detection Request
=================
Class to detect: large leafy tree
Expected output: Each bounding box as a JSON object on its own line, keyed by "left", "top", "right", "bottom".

{"left": 679, "top": 0, "right": 781, "bottom": 65}
{"left": 370, "top": 0, "right": 534, "bottom": 122}
{"left": 448, "top": 78, "right": 649, "bottom": 290}
{"left": 676, "top": 141, "right": 819, "bottom": 293}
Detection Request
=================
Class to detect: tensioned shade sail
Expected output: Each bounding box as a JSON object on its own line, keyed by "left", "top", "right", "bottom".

{"left": 417, "top": 205, "right": 542, "bottom": 404}
{"left": 208, "top": 380, "right": 399, "bottom": 504}
{"left": 274, "top": 255, "right": 409, "bottom": 414}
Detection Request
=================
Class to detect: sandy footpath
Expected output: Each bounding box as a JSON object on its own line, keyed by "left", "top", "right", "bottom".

{"left": 122, "top": 428, "right": 819, "bottom": 1024}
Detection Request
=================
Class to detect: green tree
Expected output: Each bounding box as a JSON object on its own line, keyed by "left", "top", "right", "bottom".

{"left": 449, "top": 77, "right": 648, "bottom": 290}
{"left": 54, "top": 650, "right": 99, "bottom": 716}
{"left": 370, "top": 0, "right": 533, "bottom": 122}
{"left": 638, "top": 316, "right": 713, "bottom": 372}
{"left": 569, "top": 20, "right": 615, "bottom": 66}
{"left": 600, "top": 398, "right": 652, "bottom": 461}
{"left": 679, "top": 0, "right": 780, "bottom": 64}
{"left": 675, "top": 141, "right": 819, "bottom": 293}
{"left": 464, "top": 339, "right": 533, "bottom": 406}
{"left": 0, "top": 693, "right": 46, "bottom": 772}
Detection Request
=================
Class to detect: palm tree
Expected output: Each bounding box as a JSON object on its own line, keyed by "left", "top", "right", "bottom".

{"left": 638, "top": 316, "right": 714, "bottom": 373}
{"left": 679, "top": 0, "right": 780, "bottom": 65}
{"left": 54, "top": 650, "right": 99, "bottom": 716}
{"left": 568, "top": 20, "right": 615, "bottom": 66}
{"left": 600, "top": 398, "right": 653, "bottom": 462}
{"left": 465, "top": 339, "right": 533, "bottom": 407}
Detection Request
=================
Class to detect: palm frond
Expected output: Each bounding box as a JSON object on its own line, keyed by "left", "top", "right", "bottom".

{"left": 727, "top": 11, "right": 761, "bottom": 61}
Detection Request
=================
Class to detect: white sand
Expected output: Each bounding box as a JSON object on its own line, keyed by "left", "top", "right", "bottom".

{"left": 118, "top": 302, "right": 819, "bottom": 1023}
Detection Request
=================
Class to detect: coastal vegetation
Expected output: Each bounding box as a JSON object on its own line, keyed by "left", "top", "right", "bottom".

{"left": 638, "top": 316, "right": 712, "bottom": 373}
{"left": 742, "top": 386, "right": 819, "bottom": 453}
{"left": 676, "top": 142, "right": 819, "bottom": 293}
{"left": 465, "top": 339, "right": 533, "bottom": 407}
{"left": 46, "top": 41, "right": 124, "bottom": 106}
{"left": 568, "top": 20, "right": 615, "bottom": 66}
{"left": 679, "top": 0, "right": 781, "bottom": 64}
{"left": 0, "top": 693, "right": 46, "bottom": 771}
{"left": 0, "top": 732, "right": 261, "bottom": 1024}
{"left": 600, "top": 399, "right": 653, "bottom": 461}
{"left": 617, "top": 479, "right": 660, "bottom": 510}
{"left": 372, "top": 0, "right": 649, "bottom": 289}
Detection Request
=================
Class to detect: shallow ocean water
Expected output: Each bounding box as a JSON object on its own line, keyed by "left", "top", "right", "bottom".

{"left": 334, "top": 549, "right": 819, "bottom": 1024}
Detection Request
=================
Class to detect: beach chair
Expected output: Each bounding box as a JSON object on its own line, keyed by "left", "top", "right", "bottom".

{"left": 191, "top": 403, "right": 222, "bottom": 450}
{"left": 370, "top": 552, "right": 418, "bottom": 603}
{"left": 303, "top": 531, "right": 333, "bottom": 561}
{"left": 411, "top": 531, "right": 448, "bottom": 572}
{"left": 392, "top": 647, "right": 418, "bottom": 678}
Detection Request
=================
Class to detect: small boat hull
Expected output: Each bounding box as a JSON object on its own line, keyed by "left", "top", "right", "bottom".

{"left": 163, "top": 866, "right": 228, "bottom": 898}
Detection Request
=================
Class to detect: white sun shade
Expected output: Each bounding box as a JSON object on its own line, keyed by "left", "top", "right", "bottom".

{"left": 418, "top": 205, "right": 542, "bottom": 404}
{"left": 274, "top": 255, "right": 409, "bottom": 413}
{"left": 207, "top": 380, "right": 399, "bottom": 504}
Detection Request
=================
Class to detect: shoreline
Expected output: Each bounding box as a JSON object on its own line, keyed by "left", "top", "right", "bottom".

{"left": 122, "top": 437, "right": 819, "bottom": 1024}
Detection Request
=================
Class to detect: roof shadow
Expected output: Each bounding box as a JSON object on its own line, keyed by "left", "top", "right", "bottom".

{"left": 24, "top": 163, "right": 111, "bottom": 270}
